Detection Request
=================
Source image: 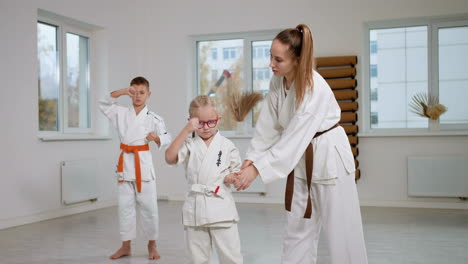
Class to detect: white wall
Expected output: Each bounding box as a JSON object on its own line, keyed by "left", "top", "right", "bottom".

{"left": 1, "top": 0, "right": 468, "bottom": 229}
{"left": 140, "top": 0, "right": 468, "bottom": 209}
{"left": 0, "top": 0, "right": 149, "bottom": 229}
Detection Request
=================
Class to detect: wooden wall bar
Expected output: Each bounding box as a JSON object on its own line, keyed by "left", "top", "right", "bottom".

{"left": 317, "top": 68, "right": 356, "bottom": 79}
{"left": 316, "top": 56, "right": 360, "bottom": 180}
{"left": 316, "top": 56, "right": 357, "bottom": 67}
{"left": 327, "top": 79, "right": 357, "bottom": 90}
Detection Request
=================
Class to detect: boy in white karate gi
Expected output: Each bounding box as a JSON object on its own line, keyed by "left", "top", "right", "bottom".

{"left": 99, "top": 76, "right": 171, "bottom": 260}
{"left": 165, "top": 95, "right": 243, "bottom": 264}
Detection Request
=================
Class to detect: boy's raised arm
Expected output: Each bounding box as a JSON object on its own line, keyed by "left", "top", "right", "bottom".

{"left": 99, "top": 87, "right": 134, "bottom": 121}
{"left": 111, "top": 86, "right": 135, "bottom": 98}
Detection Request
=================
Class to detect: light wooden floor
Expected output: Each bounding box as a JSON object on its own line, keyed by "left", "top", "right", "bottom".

{"left": 1, "top": 201, "right": 467, "bottom": 264}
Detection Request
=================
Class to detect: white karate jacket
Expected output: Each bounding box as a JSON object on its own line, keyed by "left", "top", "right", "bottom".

{"left": 246, "top": 71, "right": 356, "bottom": 184}
{"left": 99, "top": 95, "right": 171, "bottom": 181}
{"left": 178, "top": 132, "right": 241, "bottom": 227}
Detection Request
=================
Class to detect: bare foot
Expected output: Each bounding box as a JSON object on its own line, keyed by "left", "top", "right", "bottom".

{"left": 110, "top": 241, "right": 131, "bottom": 259}
{"left": 148, "top": 240, "right": 161, "bottom": 260}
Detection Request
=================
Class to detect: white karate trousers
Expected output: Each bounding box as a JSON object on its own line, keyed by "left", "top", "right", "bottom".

{"left": 118, "top": 180, "right": 159, "bottom": 241}
{"left": 281, "top": 170, "right": 368, "bottom": 264}
{"left": 185, "top": 224, "right": 243, "bottom": 264}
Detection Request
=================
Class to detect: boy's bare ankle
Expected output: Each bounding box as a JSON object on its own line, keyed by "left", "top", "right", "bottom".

{"left": 122, "top": 240, "right": 131, "bottom": 248}
{"left": 148, "top": 240, "right": 160, "bottom": 260}
{"left": 110, "top": 241, "right": 132, "bottom": 260}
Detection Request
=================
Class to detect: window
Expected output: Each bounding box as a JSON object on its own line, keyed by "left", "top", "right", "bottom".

{"left": 211, "top": 70, "right": 218, "bottom": 81}
{"left": 370, "top": 64, "right": 378, "bottom": 78}
{"left": 253, "top": 45, "right": 269, "bottom": 58}
{"left": 222, "top": 47, "right": 237, "bottom": 60}
{"left": 438, "top": 25, "right": 468, "bottom": 127}
{"left": 193, "top": 31, "right": 276, "bottom": 136}
{"left": 370, "top": 40, "right": 378, "bottom": 53}
{"left": 253, "top": 67, "right": 271, "bottom": 81}
{"left": 371, "top": 112, "right": 379, "bottom": 125}
{"left": 211, "top": 48, "right": 217, "bottom": 60}
{"left": 254, "top": 68, "right": 264, "bottom": 80}
{"left": 38, "top": 15, "right": 92, "bottom": 135}
{"left": 364, "top": 16, "right": 468, "bottom": 134}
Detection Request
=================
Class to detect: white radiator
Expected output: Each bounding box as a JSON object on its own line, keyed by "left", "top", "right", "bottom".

{"left": 61, "top": 159, "right": 98, "bottom": 205}
{"left": 408, "top": 156, "right": 468, "bottom": 198}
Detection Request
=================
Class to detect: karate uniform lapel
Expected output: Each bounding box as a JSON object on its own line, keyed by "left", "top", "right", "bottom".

{"left": 278, "top": 79, "right": 296, "bottom": 130}
{"left": 122, "top": 105, "right": 148, "bottom": 144}
{"left": 197, "top": 132, "right": 223, "bottom": 185}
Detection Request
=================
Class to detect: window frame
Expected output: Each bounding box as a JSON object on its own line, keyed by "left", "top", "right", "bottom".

{"left": 37, "top": 15, "right": 93, "bottom": 137}
{"left": 191, "top": 30, "right": 278, "bottom": 138}
{"left": 361, "top": 15, "right": 468, "bottom": 137}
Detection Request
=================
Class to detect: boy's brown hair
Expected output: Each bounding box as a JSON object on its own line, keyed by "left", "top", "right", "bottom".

{"left": 130, "top": 76, "right": 150, "bottom": 90}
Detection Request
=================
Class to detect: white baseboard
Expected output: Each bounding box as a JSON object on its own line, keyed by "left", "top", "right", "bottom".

{"left": 164, "top": 193, "right": 284, "bottom": 205}
{"left": 0, "top": 198, "right": 117, "bottom": 230}
{"left": 359, "top": 200, "right": 468, "bottom": 210}
{"left": 156, "top": 195, "right": 468, "bottom": 210}
{"left": 233, "top": 194, "right": 283, "bottom": 204}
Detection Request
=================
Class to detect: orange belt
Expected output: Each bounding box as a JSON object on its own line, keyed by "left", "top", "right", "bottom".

{"left": 117, "top": 143, "right": 150, "bottom": 193}
{"left": 285, "top": 124, "right": 339, "bottom": 219}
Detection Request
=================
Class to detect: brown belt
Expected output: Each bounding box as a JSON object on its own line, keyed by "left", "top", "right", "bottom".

{"left": 285, "top": 124, "right": 339, "bottom": 219}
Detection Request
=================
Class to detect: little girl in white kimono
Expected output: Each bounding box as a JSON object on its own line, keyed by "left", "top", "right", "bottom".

{"left": 165, "top": 95, "right": 243, "bottom": 264}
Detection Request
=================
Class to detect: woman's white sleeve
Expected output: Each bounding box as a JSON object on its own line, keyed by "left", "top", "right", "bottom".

{"left": 245, "top": 80, "right": 281, "bottom": 162}
{"left": 254, "top": 86, "right": 332, "bottom": 184}
{"left": 229, "top": 146, "right": 242, "bottom": 173}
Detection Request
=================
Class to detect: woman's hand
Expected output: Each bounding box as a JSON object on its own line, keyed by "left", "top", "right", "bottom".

{"left": 234, "top": 165, "right": 259, "bottom": 191}
{"left": 241, "top": 160, "right": 253, "bottom": 170}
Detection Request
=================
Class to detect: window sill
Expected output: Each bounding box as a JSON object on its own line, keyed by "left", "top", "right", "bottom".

{"left": 225, "top": 135, "right": 253, "bottom": 139}
{"left": 39, "top": 134, "right": 113, "bottom": 141}
{"left": 220, "top": 131, "right": 253, "bottom": 139}
{"left": 359, "top": 130, "right": 468, "bottom": 138}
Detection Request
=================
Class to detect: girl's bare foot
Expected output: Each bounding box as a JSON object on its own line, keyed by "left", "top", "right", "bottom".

{"left": 148, "top": 240, "right": 160, "bottom": 260}
{"left": 110, "top": 241, "right": 131, "bottom": 259}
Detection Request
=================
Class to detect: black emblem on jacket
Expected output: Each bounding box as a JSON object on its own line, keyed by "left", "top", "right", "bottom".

{"left": 216, "top": 151, "right": 222, "bottom": 167}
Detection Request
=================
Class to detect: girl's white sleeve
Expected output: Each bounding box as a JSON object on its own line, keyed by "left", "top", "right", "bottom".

{"left": 177, "top": 139, "right": 190, "bottom": 168}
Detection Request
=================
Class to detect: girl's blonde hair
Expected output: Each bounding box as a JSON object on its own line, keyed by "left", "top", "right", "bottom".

{"left": 274, "top": 24, "right": 314, "bottom": 107}
{"left": 189, "top": 95, "right": 218, "bottom": 117}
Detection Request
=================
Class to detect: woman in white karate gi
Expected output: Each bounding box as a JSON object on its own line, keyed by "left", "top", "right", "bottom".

{"left": 234, "top": 24, "right": 368, "bottom": 264}
{"left": 166, "top": 95, "right": 243, "bottom": 264}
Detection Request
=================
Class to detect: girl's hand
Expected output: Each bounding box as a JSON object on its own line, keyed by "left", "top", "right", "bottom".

{"left": 224, "top": 173, "right": 238, "bottom": 185}
{"left": 185, "top": 117, "right": 199, "bottom": 133}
